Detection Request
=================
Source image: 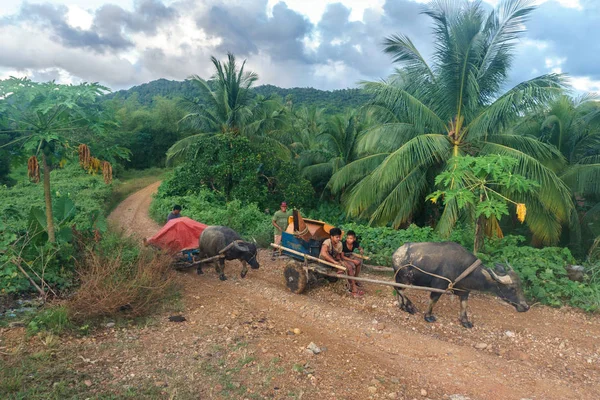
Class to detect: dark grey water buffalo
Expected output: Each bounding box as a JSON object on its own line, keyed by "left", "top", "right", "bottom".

{"left": 392, "top": 242, "right": 529, "bottom": 328}
{"left": 197, "top": 226, "right": 259, "bottom": 281}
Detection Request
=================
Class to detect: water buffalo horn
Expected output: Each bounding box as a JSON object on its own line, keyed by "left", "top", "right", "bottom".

{"left": 490, "top": 269, "right": 513, "bottom": 285}
{"left": 482, "top": 268, "right": 513, "bottom": 285}
{"left": 481, "top": 269, "right": 494, "bottom": 283}
{"left": 233, "top": 241, "right": 249, "bottom": 253}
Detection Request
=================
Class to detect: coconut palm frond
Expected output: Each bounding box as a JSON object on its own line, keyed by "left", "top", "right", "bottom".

{"left": 483, "top": 134, "right": 566, "bottom": 168}
{"left": 302, "top": 162, "right": 335, "bottom": 182}
{"left": 327, "top": 153, "right": 389, "bottom": 193}
{"left": 165, "top": 132, "right": 213, "bottom": 165}
{"left": 358, "top": 122, "right": 418, "bottom": 154}
{"left": 466, "top": 74, "right": 566, "bottom": 140}
{"left": 561, "top": 163, "right": 600, "bottom": 196}
{"left": 382, "top": 34, "right": 436, "bottom": 83}
{"left": 368, "top": 167, "right": 430, "bottom": 227}
{"left": 361, "top": 81, "right": 446, "bottom": 133}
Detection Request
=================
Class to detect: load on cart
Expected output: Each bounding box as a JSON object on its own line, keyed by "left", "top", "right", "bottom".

{"left": 144, "top": 217, "right": 208, "bottom": 269}
{"left": 145, "top": 218, "right": 259, "bottom": 279}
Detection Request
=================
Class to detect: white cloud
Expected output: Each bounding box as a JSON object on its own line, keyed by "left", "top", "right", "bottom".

{"left": 545, "top": 56, "right": 567, "bottom": 69}
{"left": 66, "top": 5, "right": 94, "bottom": 30}
{"left": 522, "top": 39, "right": 550, "bottom": 50}
{"left": 570, "top": 76, "right": 600, "bottom": 93}
{"left": 553, "top": 0, "right": 583, "bottom": 10}
{"left": 0, "top": 0, "right": 136, "bottom": 17}
{"left": 267, "top": 0, "right": 385, "bottom": 23}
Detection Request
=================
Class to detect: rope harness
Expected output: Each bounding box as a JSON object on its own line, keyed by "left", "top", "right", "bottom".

{"left": 293, "top": 226, "right": 310, "bottom": 237}
{"left": 393, "top": 259, "right": 483, "bottom": 293}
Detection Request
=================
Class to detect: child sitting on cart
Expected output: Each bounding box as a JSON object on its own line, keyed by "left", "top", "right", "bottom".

{"left": 343, "top": 230, "right": 364, "bottom": 287}
{"left": 320, "top": 228, "right": 364, "bottom": 298}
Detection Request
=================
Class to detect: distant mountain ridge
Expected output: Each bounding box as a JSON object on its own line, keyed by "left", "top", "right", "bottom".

{"left": 105, "top": 79, "right": 372, "bottom": 113}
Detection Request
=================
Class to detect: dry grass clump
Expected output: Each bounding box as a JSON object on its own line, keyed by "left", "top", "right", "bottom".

{"left": 67, "top": 245, "right": 177, "bottom": 322}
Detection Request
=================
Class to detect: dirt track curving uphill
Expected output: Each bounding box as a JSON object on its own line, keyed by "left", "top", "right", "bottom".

{"left": 101, "top": 182, "right": 600, "bottom": 399}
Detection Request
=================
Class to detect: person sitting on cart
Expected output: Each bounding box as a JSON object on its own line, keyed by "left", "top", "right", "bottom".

{"left": 320, "top": 227, "right": 364, "bottom": 298}
{"left": 343, "top": 230, "right": 364, "bottom": 286}
{"left": 167, "top": 205, "right": 182, "bottom": 222}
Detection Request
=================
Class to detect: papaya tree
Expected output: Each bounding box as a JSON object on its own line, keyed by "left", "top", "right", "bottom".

{"left": 427, "top": 155, "right": 539, "bottom": 253}
{"left": 0, "top": 77, "right": 110, "bottom": 242}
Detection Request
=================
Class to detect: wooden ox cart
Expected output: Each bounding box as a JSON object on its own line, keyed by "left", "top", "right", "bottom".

{"left": 272, "top": 212, "right": 451, "bottom": 296}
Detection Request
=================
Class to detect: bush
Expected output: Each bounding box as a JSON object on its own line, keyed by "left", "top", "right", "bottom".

{"left": 67, "top": 233, "right": 177, "bottom": 322}
{"left": 339, "top": 223, "right": 473, "bottom": 266}
{"left": 160, "top": 134, "right": 315, "bottom": 210}
{"left": 0, "top": 164, "right": 112, "bottom": 233}
{"left": 0, "top": 233, "right": 76, "bottom": 295}
{"left": 479, "top": 236, "right": 600, "bottom": 311}
{"left": 150, "top": 191, "right": 273, "bottom": 247}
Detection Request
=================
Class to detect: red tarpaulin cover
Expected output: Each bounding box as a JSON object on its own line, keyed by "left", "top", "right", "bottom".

{"left": 147, "top": 217, "right": 207, "bottom": 253}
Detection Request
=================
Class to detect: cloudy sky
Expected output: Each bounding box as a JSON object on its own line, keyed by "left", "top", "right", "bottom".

{"left": 0, "top": 0, "right": 598, "bottom": 92}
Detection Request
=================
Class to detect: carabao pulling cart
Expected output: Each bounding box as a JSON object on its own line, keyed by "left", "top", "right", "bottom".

{"left": 144, "top": 217, "right": 232, "bottom": 270}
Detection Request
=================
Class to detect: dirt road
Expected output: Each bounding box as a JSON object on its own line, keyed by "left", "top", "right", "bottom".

{"left": 101, "top": 183, "right": 600, "bottom": 399}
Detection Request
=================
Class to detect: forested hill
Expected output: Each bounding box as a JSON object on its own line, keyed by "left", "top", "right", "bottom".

{"left": 106, "top": 79, "right": 373, "bottom": 113}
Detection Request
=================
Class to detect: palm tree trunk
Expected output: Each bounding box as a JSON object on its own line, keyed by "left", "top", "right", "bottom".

{"left": 42, "top": 152, "right": 56, "bottom": 243}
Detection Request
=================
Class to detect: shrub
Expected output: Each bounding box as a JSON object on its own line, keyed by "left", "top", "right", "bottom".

{"left": 150, "top": 191, "right": 273, "bottom": 247}
{"left": 0, "top": 164, "right": 112, "bottom": 233}
{"left": 339, "top": 223, "right": 473, "bottom": 266}
{"left": 27, "top": 306, "right": 71, "bottom": 335}
{"left": 67, "top": 234, "right": 177, "bottom": 322}
{"left": 159, "top": 134, "right": 315, "bottom": 210}
{"left": 479, "top": 236, "right": 600, "bottom": 311}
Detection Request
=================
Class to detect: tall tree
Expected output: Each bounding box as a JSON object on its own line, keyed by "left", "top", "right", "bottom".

{"left": 0, "top": 78, "right": 108, "bottom": 242}
{"left": 329, "top": 0, "right": 572, "bottom": 244}
{"left": 166, "top": 53, "right": 259, "bottom": 163}
{"left": 517, "top": 94, "right": 600, "bottom": 251}
{"left": 299, "top": 111, "right": 370, "bottom": 193}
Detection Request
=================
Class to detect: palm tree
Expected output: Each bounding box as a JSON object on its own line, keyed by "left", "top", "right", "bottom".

{"left": 285, "top": 106, "right": 326, "bottom": 157}
{"left": 166, "top": 53, "right": 294, "bottom": 164}
{"left": 540, "top": 95, "right": 600, "bottom": 195}
{"left": 299, "top": 111, "right": 370, "bottom": 193}
{"left": 166, "top": 53, "right": 258, "bottom": 163}
{"left": 519, "top": 94, "right": 600, "bottom": 251}
{"left": 329, "top": 0, "right": 572, "bottom": 245}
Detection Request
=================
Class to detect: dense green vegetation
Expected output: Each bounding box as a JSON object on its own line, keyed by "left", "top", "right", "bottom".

{"left": 107, "top": 78, "right": 372, "bottom": 114}
{"left": 1, "top": 0, "right": 599, "bottom": 313}
{"left": 0, "top": 165, "right": 112, "bottom": 294}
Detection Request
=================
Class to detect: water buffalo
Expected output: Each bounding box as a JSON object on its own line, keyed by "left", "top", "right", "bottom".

{"left": 197, "top": 226, "right": 259, "bottom": 281}
{"left": 392, "top": 242, "right": 529, "bottom": 328}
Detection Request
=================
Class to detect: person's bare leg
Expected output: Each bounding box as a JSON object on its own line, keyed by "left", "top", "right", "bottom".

{"left": 345, "top": 262, "right": 360, "bottom": 295}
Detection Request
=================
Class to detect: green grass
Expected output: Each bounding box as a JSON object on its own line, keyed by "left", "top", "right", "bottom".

{"left": 0, "top": 349, "right": 167, "bottom": 399}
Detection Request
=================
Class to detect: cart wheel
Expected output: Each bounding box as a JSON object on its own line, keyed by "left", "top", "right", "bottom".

{"left": 283, "top": 261, "right": 307, "bottom": 294}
